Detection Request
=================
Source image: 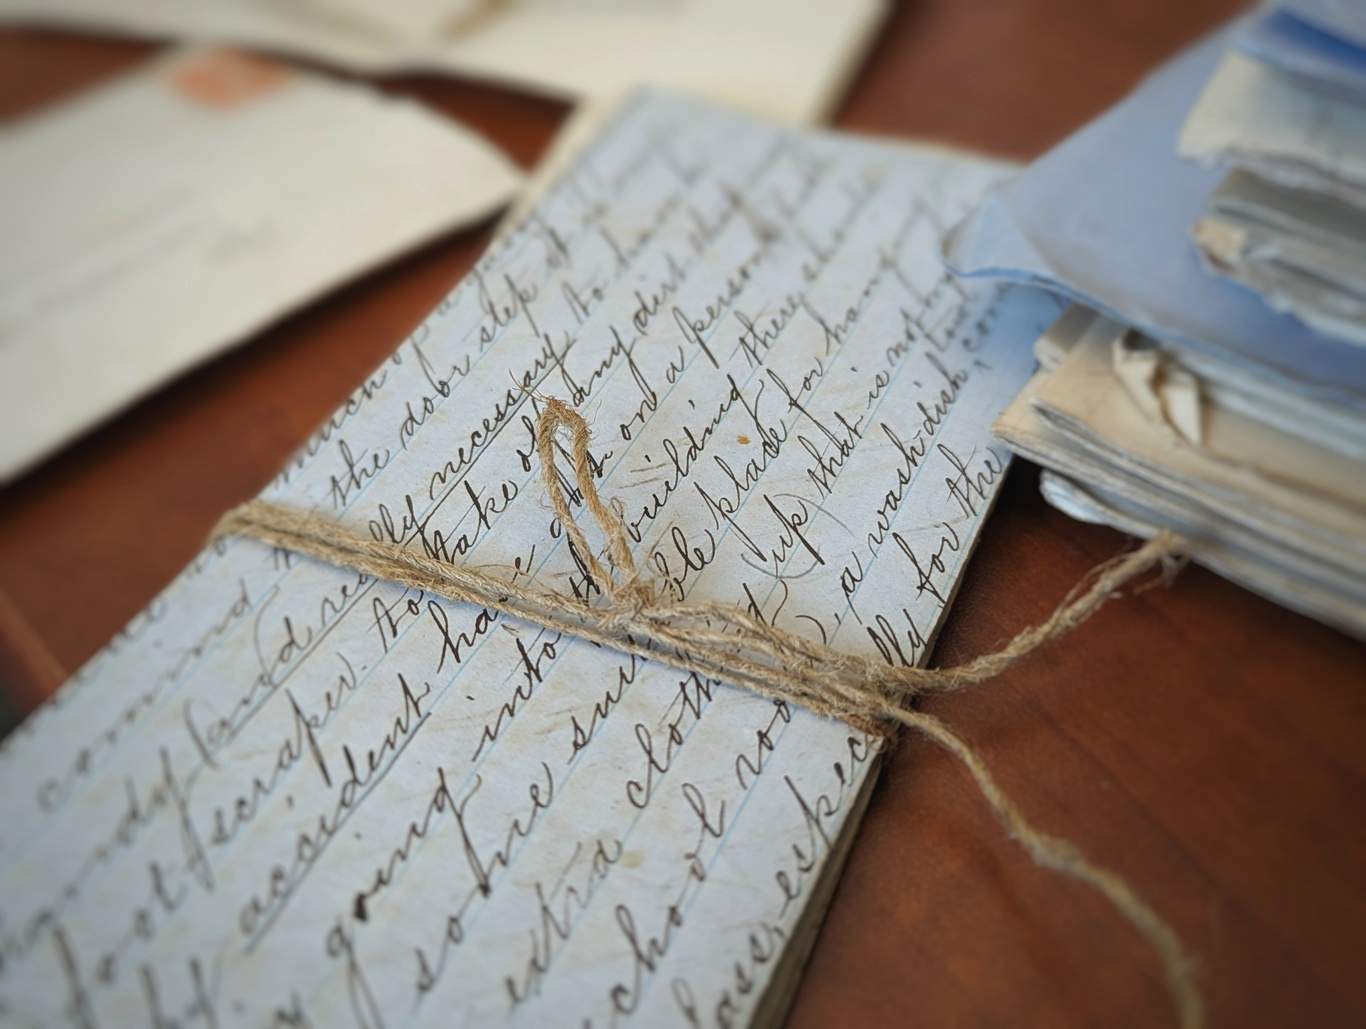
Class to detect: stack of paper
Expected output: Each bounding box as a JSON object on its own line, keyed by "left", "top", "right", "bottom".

{"left": 0, "top": 0, "right": 888, "bottom": 124}
{"left": 945, "top": 17, "right": 1366, "bottom": 638}
{"left": 0, "top": 91, "right": 1058, "bottom": 1026}
{"left": 1182, "top": 4, "right": 1366, "bottom": 344}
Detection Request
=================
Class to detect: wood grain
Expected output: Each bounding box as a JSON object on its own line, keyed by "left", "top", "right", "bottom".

{"left": 2, "top": 2, "right": 1363, "bottom": 1025}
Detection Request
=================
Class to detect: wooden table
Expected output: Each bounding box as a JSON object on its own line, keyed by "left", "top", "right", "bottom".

{"left": 2, "top": 2, "right": 1363, "bottom": 1025}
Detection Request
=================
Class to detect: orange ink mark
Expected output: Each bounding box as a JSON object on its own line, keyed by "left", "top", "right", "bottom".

{"left": 737, "top": 434, "right": 751, "bottom": 445}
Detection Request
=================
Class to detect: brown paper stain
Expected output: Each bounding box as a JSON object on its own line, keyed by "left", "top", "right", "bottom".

{"left": 170, "top": 49, "right": 291, "bottom": 110}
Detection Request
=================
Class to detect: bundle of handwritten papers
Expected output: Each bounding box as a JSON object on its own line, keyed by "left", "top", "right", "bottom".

{"left": 0, "top": 0, "right": 887, "bottom": 124}
{"left": 0, "top": 92, "right": 1062, "bottom": 1025}
{"left": 946, "top": 14, "right": 1366, "bottom": 639}
{"left": 0, "top": 46, "right": 522, "bottom": 483}
{"left": 1184, "top": 2, "right": 1366, "bottom": 345}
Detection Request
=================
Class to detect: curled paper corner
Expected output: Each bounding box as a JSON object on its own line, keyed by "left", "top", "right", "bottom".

{"left": 1112, "top": 334, "right": 1205, "bottom": 446}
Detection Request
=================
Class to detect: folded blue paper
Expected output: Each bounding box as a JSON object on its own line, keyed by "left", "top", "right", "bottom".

{"left": 943, "top": 24, "right": 1366, "bottom": 409}
{"left": 1242, "top": 10, "right": 1366, "bottom": 100}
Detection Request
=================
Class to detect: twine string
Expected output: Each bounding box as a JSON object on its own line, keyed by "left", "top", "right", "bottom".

{"left": 213, "top": 397, "right": 1202, "bottom": 1028}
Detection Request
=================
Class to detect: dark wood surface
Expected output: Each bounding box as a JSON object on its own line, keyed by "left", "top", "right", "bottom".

{"left": 2, "top": 2, "right": 1363, "bottom": 1025}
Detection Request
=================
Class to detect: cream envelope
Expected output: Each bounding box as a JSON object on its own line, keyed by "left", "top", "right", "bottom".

{"left": 0, "top": 47, "right": 522, "bottom": 482}
{"left": 0, "top": 0, "right": 889, "bottom": 125}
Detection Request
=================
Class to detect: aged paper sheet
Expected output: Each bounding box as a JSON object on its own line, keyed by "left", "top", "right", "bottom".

{"left": 1194, "top": 171, "right": 1366, "bottom": 348}
{"left": 0, "top": 47, "right": 522, "bottom": 482}
{"left": 1180, "top": 51, "right": 1366, "bottom": 210}
{"left": 0, "top": 92, "right": 1054, "bottom": 1026}
{"left": 0, "top": 1, "right": 888, "bottom": 125}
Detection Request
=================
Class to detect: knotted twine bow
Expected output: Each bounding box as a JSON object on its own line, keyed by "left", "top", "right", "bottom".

{"left": 214, "top": 398, "right": 1202, "bottom": 1028}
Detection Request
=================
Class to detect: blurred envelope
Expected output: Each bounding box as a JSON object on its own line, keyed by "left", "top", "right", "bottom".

{"left": 287, "top": 0, "right": 487, "bottom": 43}
{"left": 0, "top": 47, "right": 522, "bottom": 482}
{"left": 943, "top": 24, "right": 1366, "bottom": 413}
{"left": 0, "top": 0, "right": 888, "bottom": 125}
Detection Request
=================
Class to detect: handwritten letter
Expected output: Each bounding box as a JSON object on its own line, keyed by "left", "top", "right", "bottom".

{"left": 0, "top": 94, "right": 1055, "bottom": 1027}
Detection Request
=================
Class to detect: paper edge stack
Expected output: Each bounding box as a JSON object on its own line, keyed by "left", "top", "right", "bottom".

{"left": 945, "top": 1, "right": 1366, "bottom": 639}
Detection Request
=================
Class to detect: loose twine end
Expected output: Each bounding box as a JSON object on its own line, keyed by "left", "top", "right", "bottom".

{"left": 213, "top": 398, "right": 1203, "bottom": 1028}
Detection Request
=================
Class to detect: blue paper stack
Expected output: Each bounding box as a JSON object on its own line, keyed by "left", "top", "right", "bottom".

{"left": 1185, "top": 3, "right": 1366, "bottom": 344}
{"left": 945, "top": 5, "right": 1366, "bottom": 637}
